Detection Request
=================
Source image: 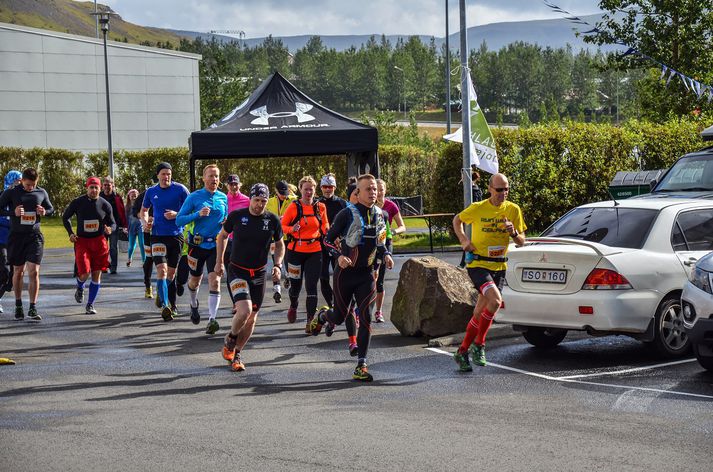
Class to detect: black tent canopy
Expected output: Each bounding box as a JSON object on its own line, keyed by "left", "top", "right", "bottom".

{"left": 188, "top": 71, "right": 379, "bottom": 189}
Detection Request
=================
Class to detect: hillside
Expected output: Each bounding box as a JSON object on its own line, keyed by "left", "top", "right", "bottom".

{"left": 0, "top": 0, "right": 185, "bottom": 45}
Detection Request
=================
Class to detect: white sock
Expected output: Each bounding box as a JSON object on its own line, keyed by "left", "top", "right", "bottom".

{"left": 208, "top": 291, "right": 220, "bottom": 320}
{"left": 189, "top": 287, "right": 199, "bottom": 308}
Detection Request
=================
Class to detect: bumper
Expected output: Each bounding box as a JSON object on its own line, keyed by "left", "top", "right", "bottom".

{"left": 498, "top": 286, "right": 660, "bottom": 333}
{"left": 682, "top": 282, "right": 713, "bottom": 347}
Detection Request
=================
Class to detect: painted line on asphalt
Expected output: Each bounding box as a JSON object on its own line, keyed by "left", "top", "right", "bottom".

{"left": 426, "top": 347, "right": 713, "bottom": 400}
{"left": 556, "top": 358, "right": 697, "bottom": 380}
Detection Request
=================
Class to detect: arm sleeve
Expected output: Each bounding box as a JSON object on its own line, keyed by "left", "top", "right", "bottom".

{"left": 0, "top": 190, "right": 12, "bottom": 217}
{"left": 62, "top": 200, "right": 76, "bottom": 236}
{"left": 280, "top": 202, "right": 297, "bottom": 236}
{"left": 175, "top": 194, "right": 199, "bottom": 227}
{"left": 458, "top": 202, "right": 478, "bottom": 225}
{"left": 222, "top": 212, "right": 235, "bottom": 234}
{"left": 324, "top": 209, "right": 349, "bottom": 259}
{"left": 41, "top": 189, "right": 54, "bottom": 216}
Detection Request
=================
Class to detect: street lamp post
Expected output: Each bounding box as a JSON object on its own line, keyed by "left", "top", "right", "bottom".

{"left": 445, "top": 0, "right": 452, "bottom": 133}
{"left": 394, "top": 65, "right": 405, "bottom": 119}
{"left": 93, "top": 11, "right": 114, "bottom": 179}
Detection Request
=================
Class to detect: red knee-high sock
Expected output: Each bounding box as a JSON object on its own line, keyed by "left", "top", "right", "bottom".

{"left": 458, "top": 315, "right": 480, "bottom": 353}
{"left": 474, "top": 308, "right": 496, "bottom": 346}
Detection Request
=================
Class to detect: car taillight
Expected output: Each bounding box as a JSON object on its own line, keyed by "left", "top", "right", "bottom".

{"left": 582, "top": 268, "right": 632, "bottom": 290}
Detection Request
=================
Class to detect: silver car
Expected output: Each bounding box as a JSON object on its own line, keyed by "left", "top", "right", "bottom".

{"left": 681, "top": 252, "right": 713, "bottom": 371}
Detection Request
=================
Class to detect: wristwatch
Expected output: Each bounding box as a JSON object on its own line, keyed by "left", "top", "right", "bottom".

{"left": 510, "top": 229, "right": 519, "bottom": 238}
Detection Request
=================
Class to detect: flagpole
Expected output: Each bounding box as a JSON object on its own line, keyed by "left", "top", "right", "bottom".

{"left": 459, "top": 0, "right": 473, "bottom": 208}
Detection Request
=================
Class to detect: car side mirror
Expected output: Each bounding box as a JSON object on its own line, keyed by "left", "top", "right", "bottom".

{"left": 649, "top": 179, "right": 657, "bottom": 191}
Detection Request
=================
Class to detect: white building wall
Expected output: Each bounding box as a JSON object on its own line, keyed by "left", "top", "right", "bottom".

{"left": 0, "top": 23, "right": 201, "bottom": 153}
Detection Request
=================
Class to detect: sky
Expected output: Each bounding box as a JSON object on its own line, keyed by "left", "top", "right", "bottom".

{"left": 94, "top": 0, "right": 603, "bottom": 38}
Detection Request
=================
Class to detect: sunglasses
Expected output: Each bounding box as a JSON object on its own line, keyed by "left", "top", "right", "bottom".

{"left": 492, "top": 187, "right": 510, "bottom": 193}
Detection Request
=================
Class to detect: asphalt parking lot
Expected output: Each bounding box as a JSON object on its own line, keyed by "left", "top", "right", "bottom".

{"left": 1, "top": 249, "right": 712, "bottom": 471}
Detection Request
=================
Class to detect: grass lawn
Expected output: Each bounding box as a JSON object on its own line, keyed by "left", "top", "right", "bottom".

{"left": 40, "top": 217, "right": 72, "bottom": 249}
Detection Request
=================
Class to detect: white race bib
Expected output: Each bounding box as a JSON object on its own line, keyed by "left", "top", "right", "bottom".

{"left": 287, "top": 263, "right": 301, "bottom": 279}
{"left": 229, "top": 278, "right": 249, "bottom": 295}
{"left": 21, "top": 212, "right": 36, "bottom": 225}
{"left": 187, "top": 255, "right": 198, "bottom": 271}
{"left": 151, "top": 243, "right": 167, "bottom": 257}
{"left": 488, "top": 246, "right": 506, "bottom": 258}
{"left": 83, "top": 219, "right": 100, "bottom": 233}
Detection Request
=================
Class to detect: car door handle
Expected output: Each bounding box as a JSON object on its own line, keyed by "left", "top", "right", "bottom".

{"left": 684, "top": 258, "right": 698, "bottom": 267}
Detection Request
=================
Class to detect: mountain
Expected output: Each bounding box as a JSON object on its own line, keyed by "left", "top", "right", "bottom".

{"left": 1, "top": 0, "right": 613, "bottom": 53}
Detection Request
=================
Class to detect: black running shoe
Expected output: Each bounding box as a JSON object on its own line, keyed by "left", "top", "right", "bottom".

{"left": 85, "top": 304, "right": 97, "bottom": 315}
{"left": 14, "top": 306, "right": 24, "bottom": 320}
{"left": 190, "top": 304, "right": 200, "bottom": 325}
{"left": 27, "top": 307, "right": 42, "bottom": 321}
{"left": 353, "top": 364, "right": 373, "bottom": 382}
{"left": 74, "top": 287, "right": 84, "bottom": 304}
{"left": 176, "top": 284, "right": 184, "bottom": 297}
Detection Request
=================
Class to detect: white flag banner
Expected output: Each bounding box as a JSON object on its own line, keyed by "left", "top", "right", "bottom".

{"left": 443, "top": 73, "right": 498, "bottom": 174}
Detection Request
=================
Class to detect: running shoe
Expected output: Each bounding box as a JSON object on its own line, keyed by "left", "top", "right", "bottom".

{"left": 170, "top": 305, "right": 179, "bottom": 318}
{"left": 374, "top": 310, "right": 385, "bottom": 323}
{"left": 14, "top": 306, "right": 24, "bottom": 320}
{"left": 222, "top": 334, "right": 237, "bottom": 362}
{"left": 126, "top": 260, "right": 132, "bottom": 267}
{"left": 155, "top": 293, "right": 163, "bottom": 309}
{"left": 176, "top": 284, "right": 184, "bottom": 297}
{"left": 85, "top": 304, "right": 97, "bottom": 315}
{"left": 287, "top": 307, "right": 297, "bottom": 323}
{"left": 454, "top": 350, "right": 473, "bottom": 372}
{"left": 349, "top": 342, "right": 358, "bottom": 357}
{"left": 273, "top": 284, "right": 281, "bottom": 303}
{"left": 27, "top": 307, "right": 42, "bottom": 321}
{"left": 309, "top": 315, "right": 324, "bottom": 336}
{"left": 74, "top": 287, "right": 84, "bottom": 304}
{"left": 231, "top": 352, "right": 245, "bottom": 372}
{"left": 161, "top": 305, "right": 173, "bottom": 322}
{"left": 190, "top": 303, "right": 200, "bottom": 325}
{"left": 469, "top": 344, "right": 487, "bottom": 367}
{"left": 325, "top": 321, "right": 335, "bottom": 337}
{"left": 304, "top": 318, "right": 313, "bottom": 335}
{"left": 205, "top": 319, "right": 220, "bottom": 335}
{"left": 144, "top": 287, "right": 153, "bottom": 299}
{"left": 352, "top": 364, "right": 373, "bottom": 382}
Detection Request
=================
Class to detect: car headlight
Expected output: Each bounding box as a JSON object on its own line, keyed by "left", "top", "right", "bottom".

{"left": 690, "top": 267, "right": 713, "bottom": 295}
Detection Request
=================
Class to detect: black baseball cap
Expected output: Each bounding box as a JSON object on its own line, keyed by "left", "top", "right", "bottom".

{"left": 276, "top": 180, "right": 290, "bottom": 196}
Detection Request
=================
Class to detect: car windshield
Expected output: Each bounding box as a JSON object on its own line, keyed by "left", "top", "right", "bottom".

{"left": 654, "top": 154, "right": 713, "bottom": 192}
{"left": 542, "top": 207, "right": 658, "bottom": 249}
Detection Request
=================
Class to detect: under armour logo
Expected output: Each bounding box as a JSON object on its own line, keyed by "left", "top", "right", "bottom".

{"left": 250, "top": 103, "right": 315, "bottom": 126}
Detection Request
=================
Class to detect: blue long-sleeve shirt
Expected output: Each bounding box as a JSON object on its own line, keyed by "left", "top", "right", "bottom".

{"left": 175, "top": 188, "right": 227, "bottom": 249}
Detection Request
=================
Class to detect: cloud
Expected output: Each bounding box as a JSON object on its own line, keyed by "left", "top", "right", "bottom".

{"left": 100, "top": 0, "right": 601, "bottom": 37}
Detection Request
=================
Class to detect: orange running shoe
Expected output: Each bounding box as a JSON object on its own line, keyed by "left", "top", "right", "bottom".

{"left": 231, "top": 352, "right": 245, "bottom": 372}
{"left": 223, "top": 333, "right": 237, "bottom": 362}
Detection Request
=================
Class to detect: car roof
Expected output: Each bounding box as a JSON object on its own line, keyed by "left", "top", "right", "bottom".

{"left": 579, "top": 198, "right": 713, "bottom": 210}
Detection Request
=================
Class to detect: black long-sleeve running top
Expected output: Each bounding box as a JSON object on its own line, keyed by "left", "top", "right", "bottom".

{"left": 62, "top": 195, "right": 116, "bottom": 238}
{"left": 323, "top": 203, "right": 388, "bottom": 269}
{"left": 0, "top": 185, "right": 54, "bottom": 233}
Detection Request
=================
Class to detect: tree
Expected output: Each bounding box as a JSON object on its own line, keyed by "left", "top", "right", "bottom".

{"left": 584, "top": 0, "right": 713, "bottom": 119}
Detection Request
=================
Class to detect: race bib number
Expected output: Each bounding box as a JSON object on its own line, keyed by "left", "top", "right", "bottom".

{"left": 151, "top": 243, "right": 167, "bottom": 257}
{"left": 187, "top": 255, "right": 198, "bottom": 271}
{"left": 83, "top": 219, "right": 100, "bottom": 233}
{"left": 21, "top": 212, "right": 36, "bottom": 225}
{"left": 287, "top": 263, "right": 301, "bottom": 279}
{"left": 488, "top": 246, "right": 506, "bottom": 258}
{"left": 229, "top": 278, "right": 249, "bottom": 295}
{"left": 378, "top": 229, "right": 387, "bottom": 244}
{"left": 144, "top": 245, "right": 152, "bottom": 256}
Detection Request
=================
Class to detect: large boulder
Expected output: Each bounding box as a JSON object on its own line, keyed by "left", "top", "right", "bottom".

{"left": 391, "top": 256, "right": 477, "bottom": 337}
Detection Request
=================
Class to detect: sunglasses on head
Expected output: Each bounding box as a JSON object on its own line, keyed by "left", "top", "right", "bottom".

{"left": 493, "top": 187, "right": 510, "bottom": 193}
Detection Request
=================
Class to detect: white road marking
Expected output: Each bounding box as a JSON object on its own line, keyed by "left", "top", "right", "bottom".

{"left": 612, "top": 389, "right": 660, "bottom": 413}
{"left": 426, "top": 347, "right": 713, "bottom": 400}
{"left": 556, "top": 358, "right": 697, "bottom": 380}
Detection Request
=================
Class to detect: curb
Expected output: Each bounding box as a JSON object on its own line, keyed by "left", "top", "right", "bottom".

{"left": 427, "top": 324, "right": 520, "bottom": 347}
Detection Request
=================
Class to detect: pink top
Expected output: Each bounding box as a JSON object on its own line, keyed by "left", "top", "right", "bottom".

{"left": 381, "top": 198, "right": 400, "bottom": 224}
{"left": 228, "top": 191, "right": 250, "bottom": 213}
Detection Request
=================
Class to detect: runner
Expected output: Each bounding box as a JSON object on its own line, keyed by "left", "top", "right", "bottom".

{"left": 133, "top": 184, "right": 154, "bottom": 299}
{"left": 266, "top": 180, "right": 296, "bottom": 302}
{"left": 176, "top": 164, "right": 228, "bottom": 334}
{"left": 281, "top": 176, "right": 328, "bottom": 332}
{"left": 62, "top": 177, "right": 116, "bottom": 314}
{"left": 139, "top": 162, "right": 189, "bottom": 321}
{"left": 317, "top": 173, "right": 346, "bottom": 308}
{"left": 451, "top": 173, "right": 526, "bottom": 371}
{"left": 215, "top": 183, "right": 284, "bottom": 372}
{"left": 374, "top": 178, "right": 406, "bottom": 323}
{"left": 101, "top": 176, "right": 126, "bottom": 274}
{"left": 223, "top": 174, "right": 250, "bottom": 304}
{"left": 0, "top": 170, "right": 21, "bottom": 314}
{"left": 125, "top": 189, "right": 145, "bottom": 267}
{"left": 0, "top": 168, "right": 54, "bottom": 321}
{"left": 310, "top": 174, "right": 393, "bottom": 381}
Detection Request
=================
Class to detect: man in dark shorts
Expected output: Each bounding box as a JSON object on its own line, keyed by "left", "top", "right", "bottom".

{"left": 215, "top": 183, "right": 284, "bottom": 372}
{"left": 452, "top": 173, "right": 526, "bottom": 370}
{"left": 62, "top": 177, "right": 116, "bottom": 314}
{"left": 176, "top": 164, "right": 228, "bottom": 334}
{"left": 0, "top": 168, "right": 54, "bottom": 321}
{"left": 139, "top": 162, "right": 189, "bottom": 321}
{"left": 310, "top": 174, "right": 394, "bottom": 382}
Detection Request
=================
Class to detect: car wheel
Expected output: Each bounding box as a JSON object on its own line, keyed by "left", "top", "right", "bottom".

{"left": 650, "top": 297, "right": 690, "bottom": 358}
{"left": 693, "top": 343, "right": 713, "bottom": 372}
{"left": 522, "top": 327, "right": 567, "bottom": 348}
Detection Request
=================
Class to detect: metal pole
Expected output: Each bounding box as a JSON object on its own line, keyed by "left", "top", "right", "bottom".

{"left": 445, "top": 0, "right": 452, "bottom": 133}
{"left": 102, "top": 26, "right": 114, "bottom": 179}
{"left": 459, "top": 0, "right": 472, "bottom": 208}
{"left": 94, "top": 1, "right": 98, "bottom": 38}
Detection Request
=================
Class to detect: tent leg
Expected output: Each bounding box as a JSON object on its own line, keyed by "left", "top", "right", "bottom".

{"left": 189, "top": 157, "right": 196, "bottom": 191}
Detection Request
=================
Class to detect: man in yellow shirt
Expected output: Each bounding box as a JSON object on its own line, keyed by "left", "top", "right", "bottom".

{"left": 452, "top": 173, "right": 526, "bottom": 370}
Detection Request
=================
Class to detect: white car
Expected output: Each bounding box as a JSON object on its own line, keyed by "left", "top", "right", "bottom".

{"left": 497, "top": 198, "right": 713, "bottom": 357}
{"left": 681, "top": 252, "right": 713, "bottom": 371}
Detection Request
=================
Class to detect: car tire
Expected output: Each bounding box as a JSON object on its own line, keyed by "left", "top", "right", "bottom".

{"left": 522, "top": 327, "right": 567, "bottom": 348}
{"left": 650, "top": 297, "right": 690, "bottom": 358}
{"left": 693, "top": 343, "right": 713, "bottom": 372}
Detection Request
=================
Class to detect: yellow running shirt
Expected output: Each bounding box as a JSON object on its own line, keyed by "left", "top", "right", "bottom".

{"left": 458, "top": 199, "right": 527, "bottom": 271}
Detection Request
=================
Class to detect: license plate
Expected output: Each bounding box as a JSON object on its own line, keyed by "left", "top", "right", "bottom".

{"left": 521, "top": 268, "right": 567, "bottom": 284}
